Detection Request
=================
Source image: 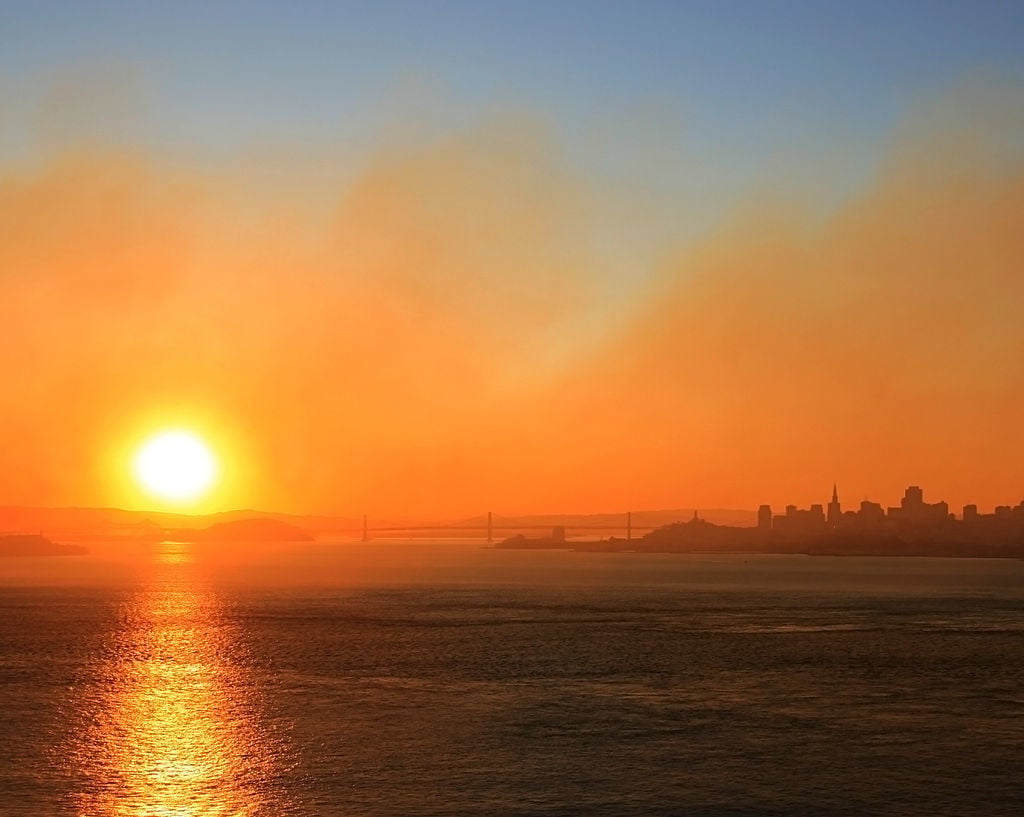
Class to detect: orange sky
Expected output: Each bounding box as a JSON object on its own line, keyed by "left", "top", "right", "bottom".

{"left": 2, "top": 86, "right": 1023, "bottom": 518}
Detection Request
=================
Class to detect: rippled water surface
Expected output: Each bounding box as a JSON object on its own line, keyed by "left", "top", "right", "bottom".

{"left": 2, "top": 544, "right": 1023, "bottom": 816}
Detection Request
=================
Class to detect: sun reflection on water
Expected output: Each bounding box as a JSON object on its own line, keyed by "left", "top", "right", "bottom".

{"left": 72, "top": 542, "right": 291, "bottom": 816}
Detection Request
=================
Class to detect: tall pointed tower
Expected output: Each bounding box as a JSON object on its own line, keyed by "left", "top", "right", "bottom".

{"left": 827, "top": 484, "right": 841, "bottom": 528}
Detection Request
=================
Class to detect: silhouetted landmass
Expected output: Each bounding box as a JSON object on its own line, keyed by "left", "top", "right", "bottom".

{"left": 459, "top": 508, "right": 754, "bottom": 532}
{"left": 7, "top": 486, "right": 1024, "bottom": 557}
{"left": 169, "top": 518, "right": 314, "bottom": 543}
{"left": 501, "top": 487, "right": 1024, "bottom": 559}
{"left": 496, "top": 531, "right": 568, "bottom": 550}
{"left": 0, "top": 504, "right": 751, "bottom": 541}
{"left": 0, "top": 533, "right": 87, "bottom": 558}
{"left": 0, "top": 506, "right": 360, "bottom": 540}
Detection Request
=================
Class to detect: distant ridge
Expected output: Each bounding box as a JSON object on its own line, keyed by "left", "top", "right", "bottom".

{"left": 0, "top": 506, "right": 362, "bottom": 539}
{"left": 453, "top": 508, "right": 756, "bottom": 531}
{"left": 167, "top": 518, "right": 314, "bottom": 543}
{"left": 0, "top": 505, "right": 756, "bottom": 539}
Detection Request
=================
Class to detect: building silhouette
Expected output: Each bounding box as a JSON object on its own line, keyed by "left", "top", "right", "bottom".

{"left": 888, "top": 485, "right": 950, "bottom": 528}
{"left": 504, "top": 483, "right": 1024, "bottom": 559}
{"left": 744, "top": 483, "right": 1024, "bottom": 556}
{"left": 827, "top": 484, "right": 841, "bottom": 528}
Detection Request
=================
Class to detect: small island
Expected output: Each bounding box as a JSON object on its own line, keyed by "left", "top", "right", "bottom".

{"left": 0, "top": 533, "right": 87, "bottom": 558}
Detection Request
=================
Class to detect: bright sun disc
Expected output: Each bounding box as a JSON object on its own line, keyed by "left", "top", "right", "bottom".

{"left": 134, "top": 431, "right": 218, "bottom": 502}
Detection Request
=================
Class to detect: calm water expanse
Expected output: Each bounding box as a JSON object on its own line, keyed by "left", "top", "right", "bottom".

{"left": 2, "top": 541, "right": 1023, "bottom": 816}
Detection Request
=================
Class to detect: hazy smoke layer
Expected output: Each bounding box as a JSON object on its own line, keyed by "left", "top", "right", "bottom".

{"left": 1, "top": 84, "right": 1022, "bottom": 515}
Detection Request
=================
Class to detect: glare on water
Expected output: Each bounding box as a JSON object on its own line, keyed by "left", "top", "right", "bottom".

{"left": 70, "top": 543, "right": 288, "bottom": 817}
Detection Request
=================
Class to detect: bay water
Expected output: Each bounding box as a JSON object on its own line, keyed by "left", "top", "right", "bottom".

{"left": 2, "top": 542, "right": 1022, "bottom": 816}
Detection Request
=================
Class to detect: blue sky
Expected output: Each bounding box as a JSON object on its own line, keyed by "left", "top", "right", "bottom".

{"left": 4, "top": 1, "right": 1022, "bottom": 326}
{"left": 3, "top": 1, "right": 1023, "bottom": 164}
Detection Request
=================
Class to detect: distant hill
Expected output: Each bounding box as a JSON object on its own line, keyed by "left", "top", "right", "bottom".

{"left": 453, "top": 508, "right": 757, "bottom": 533}
{"left": 0, "top": 506, "right": 361, "bottom": 538}
{"left": 0, "top": 505, "right": 756, "bottom": 540}
{"left": 172, "top": 518, "right": 313, "bottom": 543}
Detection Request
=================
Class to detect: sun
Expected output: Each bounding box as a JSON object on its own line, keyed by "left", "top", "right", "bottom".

{"left": 133, "top": 430, "right": 218, "bottom": 503}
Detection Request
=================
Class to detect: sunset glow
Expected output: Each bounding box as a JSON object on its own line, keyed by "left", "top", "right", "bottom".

{"left": 0, "top": 2, "right": 1022, "bottom": 519}
{"left": 133, "top": 431, "right": 218, "bottom": 504}
{"left": 6, "top": 5, "right": 1024, "bottom": 817}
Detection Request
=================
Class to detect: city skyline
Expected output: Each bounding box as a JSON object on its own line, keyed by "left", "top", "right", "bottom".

{"left": 760, "top": 483, "right": 1024, "bottom": 529}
